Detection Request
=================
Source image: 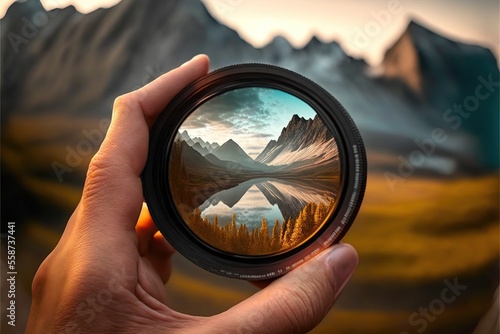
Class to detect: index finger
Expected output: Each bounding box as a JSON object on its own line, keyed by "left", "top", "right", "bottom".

{"left": 74, "top": 55, "right": 210, "bottom": 238}
{"left": 135, "top": 55, "right": 210, "bottom": 127}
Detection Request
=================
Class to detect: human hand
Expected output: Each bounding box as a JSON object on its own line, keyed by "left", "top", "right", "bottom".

{"left": 27, "top": 55, "right": 359, "bottom": 334}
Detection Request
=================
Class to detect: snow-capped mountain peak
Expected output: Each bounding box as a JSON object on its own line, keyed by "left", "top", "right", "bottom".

{"left": 256, "top": 114, "right": 336, "bottom": 166}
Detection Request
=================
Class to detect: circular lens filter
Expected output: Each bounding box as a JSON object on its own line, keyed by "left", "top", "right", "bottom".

{"left": 142, "top": 64, "right": 366, "bottom": 280}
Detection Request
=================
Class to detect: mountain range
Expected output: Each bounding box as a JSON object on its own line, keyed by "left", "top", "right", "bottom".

{"left": 181, "top": 131, "right": 267, "bottom": 170}
{"left": 2, "top": 0, "right": 497, "bottom": 181}
{"left": 180, "top": 130, "right": 220, "bottom": 155}
{"left": 173, "top": 113, "right": 340, "bottom": 208}
{"left": 180, "top": 113, "right": 339, "bottom": 173}
{"left": 256, "top": 114, "right": 338, "bottom": 168}
{"left": 1, "top": 0, "right": 499, "bottom": 223}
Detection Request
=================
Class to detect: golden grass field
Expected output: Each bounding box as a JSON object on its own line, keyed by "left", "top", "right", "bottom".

{"left": 2, "top": 116, "right": 499, "bottom": 333}
{"left": 163, "top": 173, "right": 499, "bottom": 333}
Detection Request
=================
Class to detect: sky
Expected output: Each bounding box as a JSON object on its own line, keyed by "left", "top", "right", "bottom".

{"left": 1, "top": 0, "right": 498, "bottom": 65}
{"left": 180, "top": 87, "right": 316, "bottom": 158}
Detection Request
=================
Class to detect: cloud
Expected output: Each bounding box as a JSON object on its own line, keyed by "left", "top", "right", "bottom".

{"left": 178, "top": 87, "right": 310, "bottom": 157}
{"left": 247, "top": 151, "right": 262, "bottom": 156}
{"left": 253, "top": 133, "right": 274, "bottom": 138}
{"left": 181, "top": 87, "right": 273, "bottom": 134}
{"left": 246, "top": 145, "right": 267, "bottom": 150}
{"left": 181, "top": 120, "right": 206, "bottom": 129}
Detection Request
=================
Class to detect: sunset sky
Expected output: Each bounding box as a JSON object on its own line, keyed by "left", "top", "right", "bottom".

{"left": 180, "top": 87, "right": 316, "bottom": 158}
{"left": 1, "top": 0, "right": 498, "bottom": 65}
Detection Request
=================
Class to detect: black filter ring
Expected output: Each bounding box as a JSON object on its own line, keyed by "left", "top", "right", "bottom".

{"left": 142, "top": 64, "right": 367, "bottom": 280}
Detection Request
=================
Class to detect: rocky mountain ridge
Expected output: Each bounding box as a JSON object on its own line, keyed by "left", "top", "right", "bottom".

{"left": 181, "top": 112, "right": 338, "bottom": 171}
{"left": 181, "top": 130, "right": 220, "bottom": 155}
{"left": 256, "top": 114, "right": 335, "bottom": 165}
{"left": 1, "top": 0, "right": 499, "bottom": 228}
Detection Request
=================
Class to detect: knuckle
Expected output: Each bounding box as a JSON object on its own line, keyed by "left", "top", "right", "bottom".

{"left": 270, "top": 276, "right": 331, "bottom": 333}
{"left": 270, "top": 286, "right": 313, "bottom": 333}
{"left": 83, "top": 152, "right": 117, "bottom": 202}
{"left": 113, "top": 93, "right": 134, "bottom": 111}
{"left": 113, "top": 93, "right": 139, "bottom": 116}
{"left": 31, "top": 256, "right": 53, "bottom": 300}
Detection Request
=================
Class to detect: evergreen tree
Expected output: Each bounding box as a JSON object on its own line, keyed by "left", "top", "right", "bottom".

{"left": 259, "top": 218, "right": 270, "bottom": 252}
{"left": 271, "top": 219, "right": 281, "bottom": 251}
{"left": 289, "top": 203, "right": 316, "bottom": 248}
{"left": 304, "top": 202, "right": 316, "bottom": 225}
{"left": 250, "top": 228, "right": 258, "bottom": 253}
{"left": 213, "top": 215, "right": 219, "bottom": 234}
{"left": 289, "top": 211, "right": 305, "bottom": 247}
{"left": 237, "top": 223, "right": 249, "bottom": 253}
{"left": 302, "top": 202, "right": 316, "bottom": 235}
{"left": 230, "top": 213, "right": 237, "bottom": 235}
{"left": 280, "top": 218, "right": 288, "bottom": 243}
{"left": 184, "top": 201, "right": 333, "bottom": 255}
{"left": 314, "top": 202, "right": 328, "bottom": 225}
{"left": 283, "top": 218, "right": 295, "bottom": 249}
{"left": 229, "top": 214, "right": 239, "bottom": 250}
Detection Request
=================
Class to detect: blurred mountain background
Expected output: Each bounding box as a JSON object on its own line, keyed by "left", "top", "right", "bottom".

{"left": 1, "top": 0, "right": 499, "bottom": 333}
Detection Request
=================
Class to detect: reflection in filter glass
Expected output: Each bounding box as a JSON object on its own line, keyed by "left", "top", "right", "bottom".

{"left": 170, "top": 87, "right": 341, "bottom": 255}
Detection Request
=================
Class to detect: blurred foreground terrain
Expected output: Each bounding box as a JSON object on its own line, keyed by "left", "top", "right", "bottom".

{"left": 1, "top": 0, "right": 499, "bottom": 333}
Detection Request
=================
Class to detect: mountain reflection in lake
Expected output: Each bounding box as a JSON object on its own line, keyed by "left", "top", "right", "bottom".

{"left": 198, "top": 178, "right": 338, "bottom": 230}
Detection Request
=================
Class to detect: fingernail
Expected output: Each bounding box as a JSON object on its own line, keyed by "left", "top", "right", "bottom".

{"left": 326, "top": 244, "right": 358, "bottom": 299}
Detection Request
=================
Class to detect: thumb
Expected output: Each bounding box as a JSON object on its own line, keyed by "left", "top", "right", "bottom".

{"left": 215, "top": 244, "right": 358, "bottom": 334}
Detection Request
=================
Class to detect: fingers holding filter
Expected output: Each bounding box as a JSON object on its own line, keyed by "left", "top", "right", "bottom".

{"left": 213, "top": 244, "right": 358, "bottom": 334}
{"left": 136, "top": 203, "right": 160, "bottom": 256}
{"left": 78, "top": 55, "right": 210, "bottom": 239}
{"left": 136, "top": 203, "right": 176, "bottom": 283}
